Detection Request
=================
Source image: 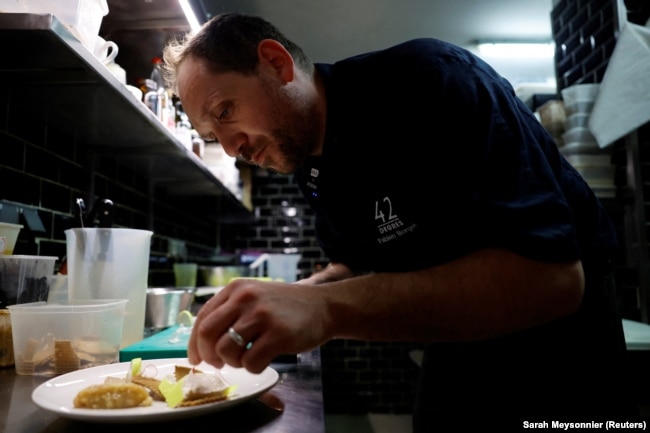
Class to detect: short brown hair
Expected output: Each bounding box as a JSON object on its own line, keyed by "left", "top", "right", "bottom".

{"left": 162, "top": 13, "right": 313, "bottom": 93}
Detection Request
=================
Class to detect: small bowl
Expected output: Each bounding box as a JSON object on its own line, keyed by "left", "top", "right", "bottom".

{"left": 145, "top": 287, "right": 195, "bottom": 331}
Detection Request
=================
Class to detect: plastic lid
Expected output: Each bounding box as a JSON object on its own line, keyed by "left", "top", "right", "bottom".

{"left": 0, "top": 222, "right": 23, "bottom": 228}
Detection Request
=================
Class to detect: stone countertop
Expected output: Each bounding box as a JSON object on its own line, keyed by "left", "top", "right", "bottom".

{"left": 0, "top": 348, "right": 324, "bottom": 433}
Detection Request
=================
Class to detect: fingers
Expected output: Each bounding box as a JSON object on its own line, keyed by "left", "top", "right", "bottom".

{"left": 187, "top": 280, "right": 304, "bottom": 374}
{"left": 188, "top": 281, "right": 271, "bottom": 370}
{"left": 187, "top": 288, "right": 234, "bottom": 365}
{"left": 240, "top": 332, "right": 279, "bottom": 373}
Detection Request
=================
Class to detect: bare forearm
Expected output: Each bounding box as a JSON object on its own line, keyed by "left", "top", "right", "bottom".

{"left": 318, "top": 248, "right": 584, "bottom": 343}
{"left": 296, "top": 261, "right": 355, "bottom": 284}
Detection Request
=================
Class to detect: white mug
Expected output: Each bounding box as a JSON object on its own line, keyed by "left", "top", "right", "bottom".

{"left": 93, "top": 36, "right": 119, "bottom": 64}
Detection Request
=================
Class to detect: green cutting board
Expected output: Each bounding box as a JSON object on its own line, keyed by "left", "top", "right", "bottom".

{"left": 119, "top": 325, "right": 190, "bottom": 362}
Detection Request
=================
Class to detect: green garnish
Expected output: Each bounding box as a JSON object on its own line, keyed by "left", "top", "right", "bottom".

{"left": 159, "top": 376, "right": 185, "bottom": 408}
{"left": 130, "top": 357, "right": 142, "bottom": 377}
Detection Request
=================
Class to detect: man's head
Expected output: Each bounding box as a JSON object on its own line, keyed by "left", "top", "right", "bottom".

{"left": 163, "top": 13, "right": 313, "bottom": 91}
{"left": 162, "top": 13, "right": 323, "bottom": 174}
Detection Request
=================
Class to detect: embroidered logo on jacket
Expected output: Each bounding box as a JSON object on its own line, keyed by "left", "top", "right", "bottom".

{"left": 375, "top": 196, "right": 417, "bottom": 244}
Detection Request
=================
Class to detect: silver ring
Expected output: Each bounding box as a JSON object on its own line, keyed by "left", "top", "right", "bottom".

{"left": 228, "top": 327, "right": 246, "bottom": 347}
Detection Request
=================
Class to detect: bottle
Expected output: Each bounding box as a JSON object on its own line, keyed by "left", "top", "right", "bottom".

{"left": 144, "top": 88, "right": 161, "bottom": 119}
{"left": 149, "top": 57, "right": 165, "bottom": 93}
{"left": 160, "top": 89, "right": 176, "bottom": 133}
{"left": 145, "top": 57, "right": 175, "bottom": 132}
{"left": 144, "top": 58, "right": 165, "bottom": 118}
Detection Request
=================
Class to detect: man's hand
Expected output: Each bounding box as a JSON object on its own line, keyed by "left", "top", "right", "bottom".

{"left": 188, "top": 278, "right": 332, "bottom": 373}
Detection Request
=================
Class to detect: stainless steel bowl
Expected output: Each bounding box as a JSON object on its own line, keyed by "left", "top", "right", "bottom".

{"left": 199, "top": 265, "right": 249, "bottom": 287}
{"left": 145, "top": 287, "right": 194, "bottom": 330}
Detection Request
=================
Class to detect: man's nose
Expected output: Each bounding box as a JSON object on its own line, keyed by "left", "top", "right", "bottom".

{"left": 220, "top": 133, "right": 246, "bottom": 157}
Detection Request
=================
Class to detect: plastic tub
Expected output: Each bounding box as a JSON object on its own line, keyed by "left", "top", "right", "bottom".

{"left": 21, "top": 0, "right": 109, "bottom": 51}
{"left": 0, "top": 222, "right": 23, "bottom": 255}
{"left": 8, "top": 299, "right": 127, "bottom": 375}
{"left": 0, "top": 255, "right": 56, "bottom": 309}
{"left": 65, "top": 228, "right": 152, "bottom": 349}
{"left": 0, "top": 309, "right": 13, "bottom": 367}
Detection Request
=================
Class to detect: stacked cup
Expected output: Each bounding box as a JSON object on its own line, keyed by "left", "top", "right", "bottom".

{"left": 559, "top": 83, "right": 615, "bottom": 199}
{"left": 0, "top": 223, "right": 57, "bottom": 367}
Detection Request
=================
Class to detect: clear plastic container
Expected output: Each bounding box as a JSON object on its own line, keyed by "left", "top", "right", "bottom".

{"left": 0, "top": 255, "right": 56, "bottom": 309}
{"left": 22, "top": 0, "right": 109, "bottom": 51}
{"left": 65, "top": 228, "right": 152, "bottom": 348}
{"left": 9, "top": 299, "right": 127, "bottom": 375}
{"left": 0, "top": 222, "right": 23, "bottom": 255}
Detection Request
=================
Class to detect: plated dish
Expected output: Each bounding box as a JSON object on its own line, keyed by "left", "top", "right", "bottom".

{"left": 32, "top": 358, "right": 279, "bottom": 423}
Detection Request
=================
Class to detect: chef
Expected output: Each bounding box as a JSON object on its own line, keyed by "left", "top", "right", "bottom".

{"left": 163, "top": 12, "right": 636, "bottom": 430}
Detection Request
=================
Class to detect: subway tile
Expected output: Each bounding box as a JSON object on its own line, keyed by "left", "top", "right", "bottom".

{"left": 25, "top": 144, "right": 59, "bottom": 182}
{"left": 1, "top": 170, "right": 40, "bottom": 204}
{"left": 40, "top": 182, "right": 72, "bottom": 214}
{"left": 0, "top": 133, "right": 25, "bottom": 169}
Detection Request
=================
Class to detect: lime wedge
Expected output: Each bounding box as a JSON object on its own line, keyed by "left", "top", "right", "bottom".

{"left": 177, "top": 310, "right": 194, "bottom": 327}
{"left": 130, "top": 357, "right": 142, "bottom": 377}
{"left": 159, "top": 377, "right": 184, "bottom": 408}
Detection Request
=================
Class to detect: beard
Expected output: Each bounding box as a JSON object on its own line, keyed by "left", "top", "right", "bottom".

{"left": 251, "top": 73, "right": 322, "bottom": 174}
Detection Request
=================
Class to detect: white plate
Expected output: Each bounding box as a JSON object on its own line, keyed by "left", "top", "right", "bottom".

{"left": 32, "top": 358, "right": 279, "bottom": 423}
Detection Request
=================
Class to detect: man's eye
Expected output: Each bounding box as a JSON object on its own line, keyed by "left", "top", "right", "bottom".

{"left": 218, "top": 107, "right": 231, "bottom": 120}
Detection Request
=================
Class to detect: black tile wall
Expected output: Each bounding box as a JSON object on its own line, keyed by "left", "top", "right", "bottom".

{"left": 320, "top": 340, "right": 423, "bottom": 414}
{"left": 552, "top": 0, "right": 620, "bottom": 89}
{"left": 231, "top": 167, "right": 423, "bottom": 414}
{"left": 7, "top": 1, "right": 640, "bottom": 416}
{"left": 0, "top": 93, "right": 245, "bottom": 287}
{"left": 551, "top": 0, "right": 650, "bottom": 321}
{"left": 232, "top": 0, "right": 650, "bottom": 415}
{"left": 231, "top": 167, "right": 326, "bottom": 277}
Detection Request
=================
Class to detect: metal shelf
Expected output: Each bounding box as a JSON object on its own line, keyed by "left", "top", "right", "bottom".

{"left": 0, "top": 13, "right": 252, "bottom": 223}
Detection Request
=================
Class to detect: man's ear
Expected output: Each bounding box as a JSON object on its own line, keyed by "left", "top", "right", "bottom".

{"left": 258, "top": 39, "right": 295, "bottom": 83}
